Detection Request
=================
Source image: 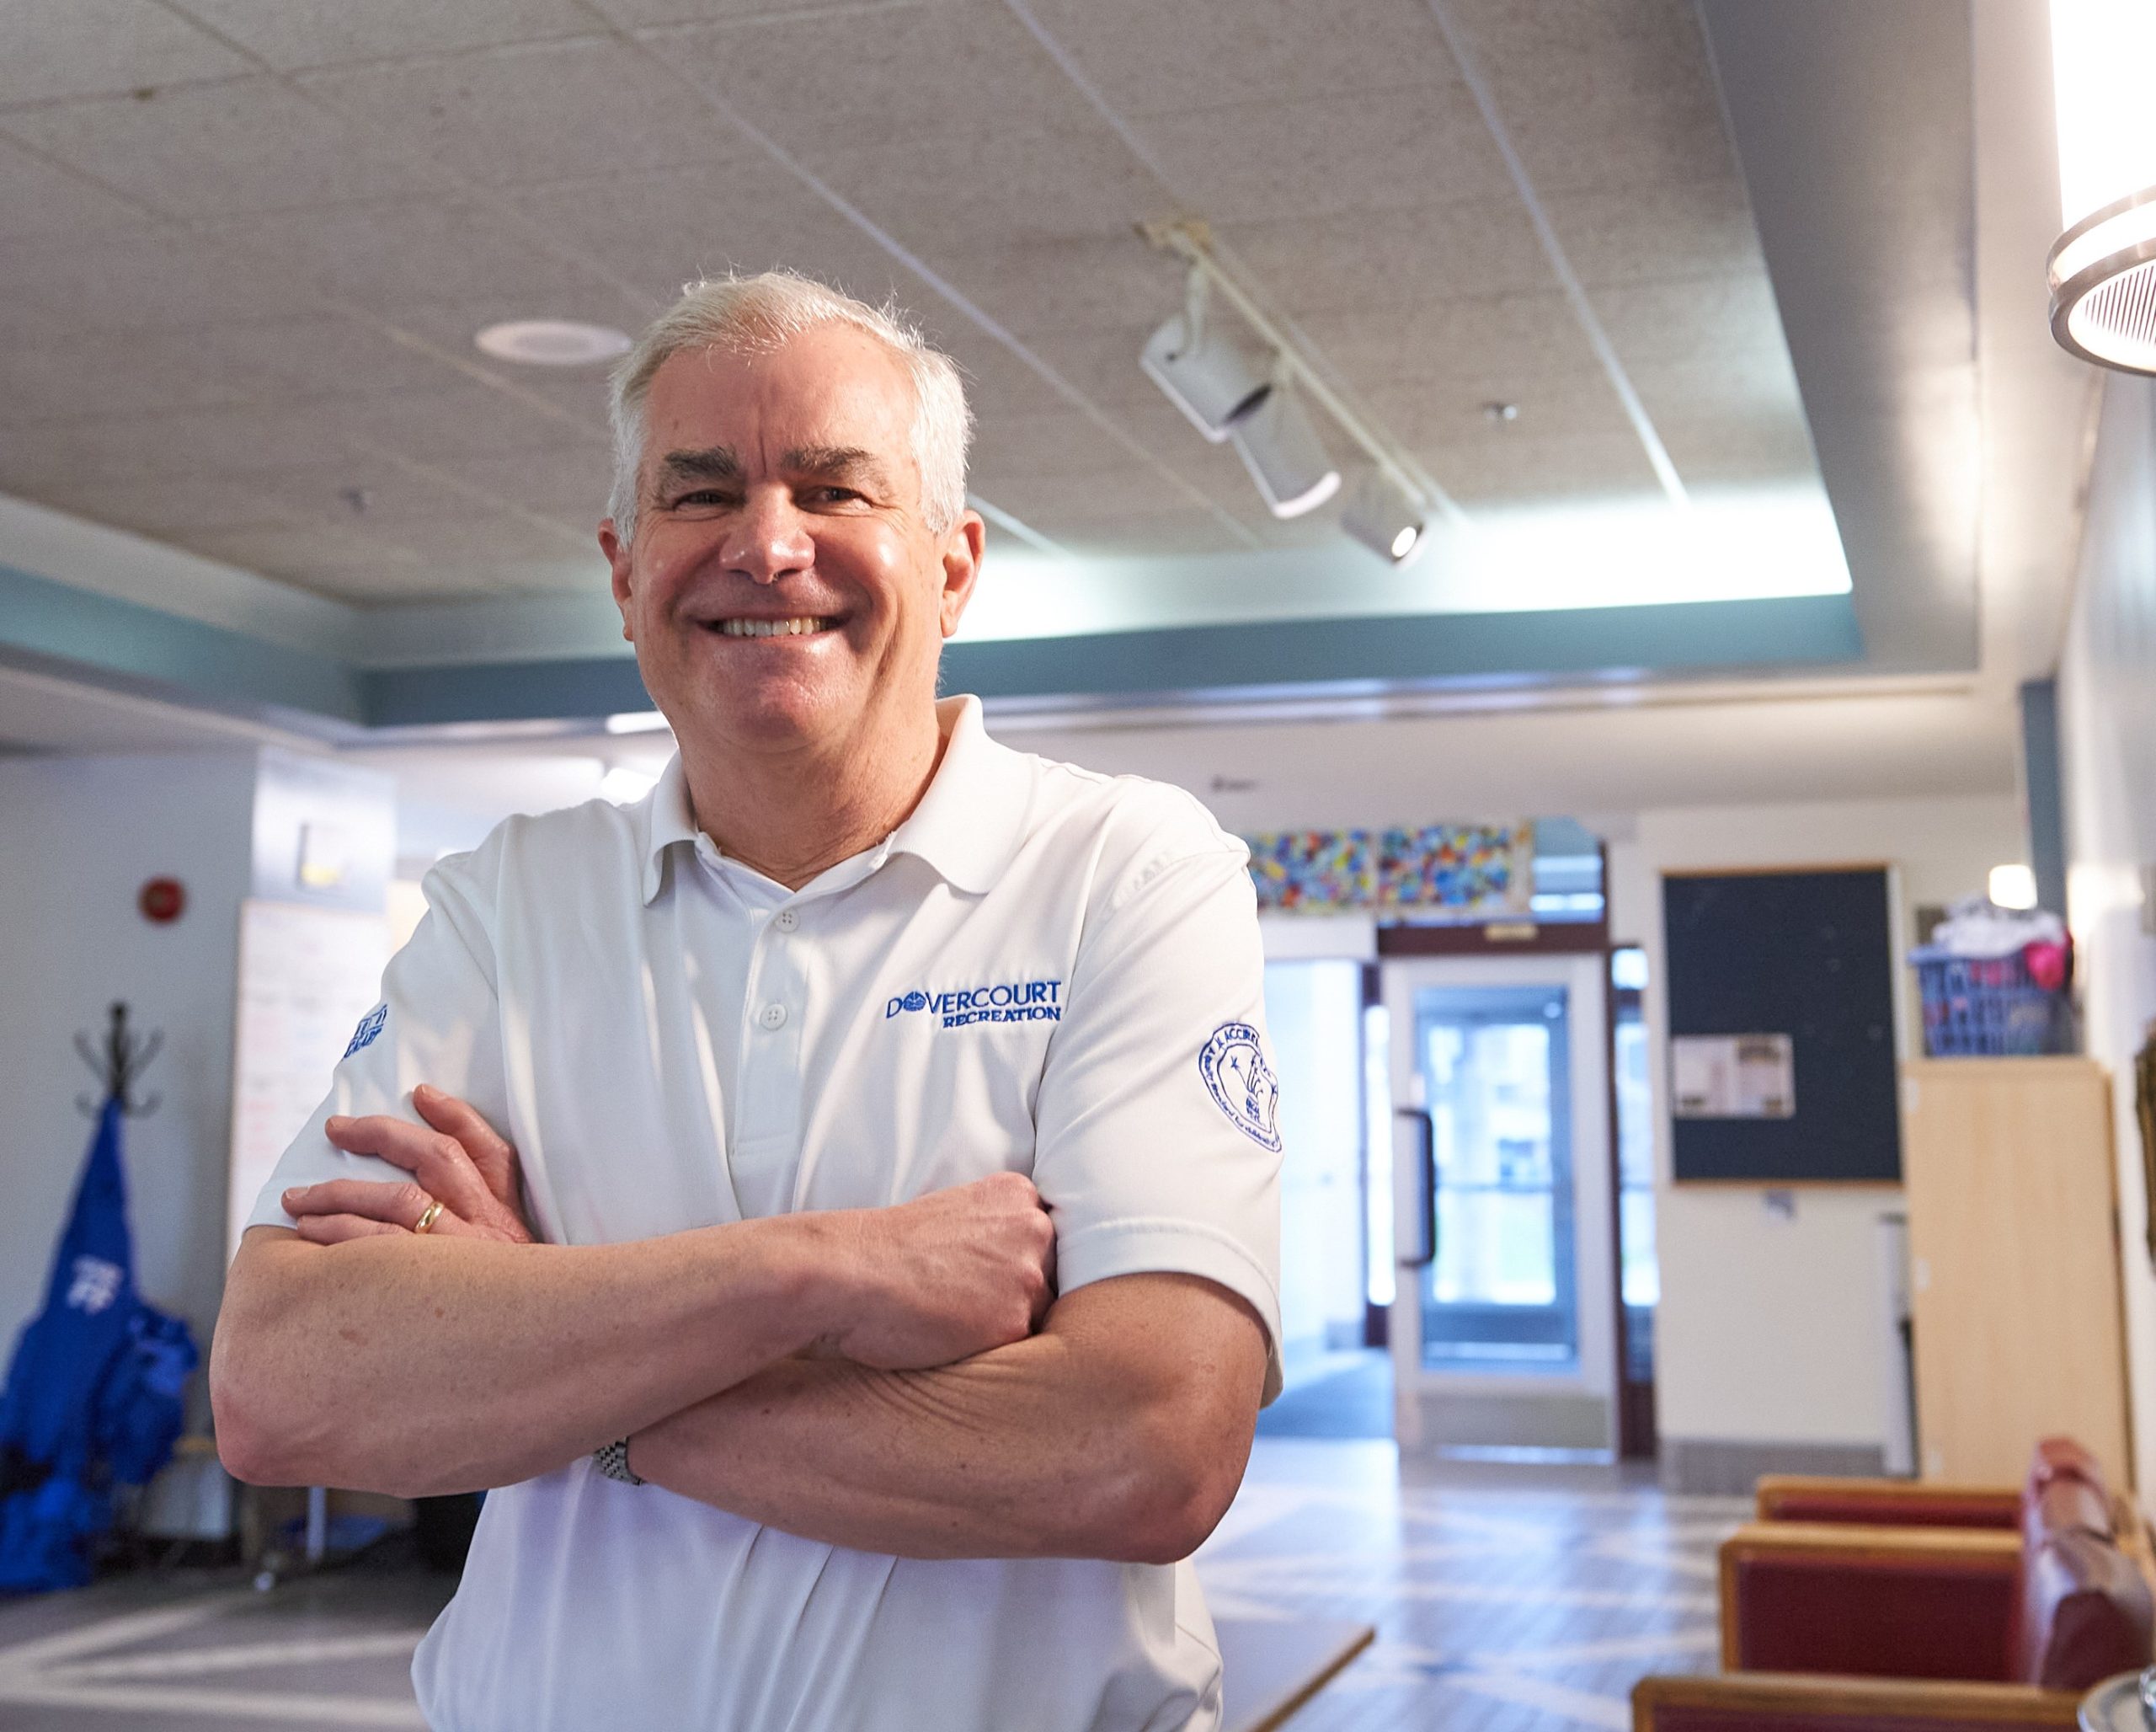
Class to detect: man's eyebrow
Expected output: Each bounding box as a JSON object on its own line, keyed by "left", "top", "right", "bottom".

{"left": 654, "top": 446, "right": 741, "bottom": 487}
{"left": 783, "top": 446, "right": 893, "bottom": 492}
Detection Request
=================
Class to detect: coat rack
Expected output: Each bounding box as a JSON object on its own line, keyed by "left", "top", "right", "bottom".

{"left": 75, "top": 1001, "right": 163, "bottom": 1120}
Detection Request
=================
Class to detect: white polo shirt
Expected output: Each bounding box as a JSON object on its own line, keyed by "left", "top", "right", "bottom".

{"left": 245, "top": 695, "right": 1283, "bottom": 1732}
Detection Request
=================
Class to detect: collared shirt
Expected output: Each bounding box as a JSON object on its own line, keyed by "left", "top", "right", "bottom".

{"left": 246, "top": 696, "right": 1283, "bottom": 1732}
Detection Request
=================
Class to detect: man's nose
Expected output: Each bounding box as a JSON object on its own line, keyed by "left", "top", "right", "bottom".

{"left": 721, "top": 488, "right": 814, "bottom": 585}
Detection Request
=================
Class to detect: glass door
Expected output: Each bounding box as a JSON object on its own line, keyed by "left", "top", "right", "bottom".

{"left": 1383, "top": 954, "right": 1614, "bottom": 1452}
{"left": 1412, "top": 985, "right": 1577, "bottom": 1371}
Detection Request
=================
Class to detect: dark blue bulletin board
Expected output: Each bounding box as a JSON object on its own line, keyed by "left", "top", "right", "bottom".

{"left": 1663, "top": 868, "right": 1902, "bottom": 1184}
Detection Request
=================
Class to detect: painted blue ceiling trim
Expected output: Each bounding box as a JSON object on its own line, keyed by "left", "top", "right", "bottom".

{"left": 0, "top": 564, "right": 363, "bottom": 724}
{"left": 361, "top": 656, "right": 654, "bottom": 727}
{"left": 360, "top": 593, "right": 1862, "bottom": 726}
{"left": 942, "top": 593, "right": 1863, "bottom": 702}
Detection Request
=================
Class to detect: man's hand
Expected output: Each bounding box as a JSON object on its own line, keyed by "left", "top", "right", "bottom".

{"left": 281, "top": 1084, "right": 535, "bottom": 1244}
{"left": 821, "top": 1172, "right": 1056, "bottom": 1369}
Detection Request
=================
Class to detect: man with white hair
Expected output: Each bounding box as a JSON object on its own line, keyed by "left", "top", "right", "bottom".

{"left": 211, "top": 272, "right": 1283, "bottom": 1732}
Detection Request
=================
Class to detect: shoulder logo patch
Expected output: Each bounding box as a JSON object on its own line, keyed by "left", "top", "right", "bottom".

{"left": 343, "top": 1003, "right": 387, "bottom": 1060}
{"left": 1198, "top": 1021, "right": 1282, "bottom": 1152}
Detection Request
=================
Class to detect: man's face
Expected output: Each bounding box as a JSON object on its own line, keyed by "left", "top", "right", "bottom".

{"left": 600, "top": 323, "right": 983, "bottom": 757}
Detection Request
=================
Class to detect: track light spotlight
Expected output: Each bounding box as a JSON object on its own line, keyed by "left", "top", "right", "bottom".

{"left": 1341, "top": 468, "right": 1429, "bottom": 565}
{"left": 1139, "top": 272, "right": 1273, "bottom": 441}
{"left": 1230, "top": 381, "right": 1341, "bottom": 519}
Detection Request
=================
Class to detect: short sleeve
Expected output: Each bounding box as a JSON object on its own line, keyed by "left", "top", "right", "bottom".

{"left": 241, "top": 850, "right": 510, "bottom": 1236}
{"left": 1031, "top": 822, "right": 1285, "bottom": 1403}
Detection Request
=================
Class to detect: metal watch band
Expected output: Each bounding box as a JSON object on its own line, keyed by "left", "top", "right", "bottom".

{"left": 592, "top": 1437, "right": 643, "bottom": 1485}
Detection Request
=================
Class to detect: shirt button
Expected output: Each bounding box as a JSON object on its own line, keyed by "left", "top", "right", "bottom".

{"left": 773, "top": 908, "right": 799, "bottom": 933}
{"left": 759, "top": 1002, "right": 788, "bottom": 1030}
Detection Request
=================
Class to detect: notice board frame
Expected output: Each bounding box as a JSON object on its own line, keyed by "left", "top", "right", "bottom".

{"left": 1662, "top": 863, "right": 1903, "bottom": 1186}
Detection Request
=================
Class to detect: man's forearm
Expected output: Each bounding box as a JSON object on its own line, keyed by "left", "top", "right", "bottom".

{"left": 628, "top": 1275, "right": 1266, "bottom": 1564}
{"left": 211, "top": 1220, "right": 838, "bottom": 1498}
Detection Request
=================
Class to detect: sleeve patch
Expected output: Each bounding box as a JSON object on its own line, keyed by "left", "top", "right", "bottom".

{"left": 1198, "top": 1021, "right": 1282, "bottom": 1152}
{"left": 343, "top": 1003, "right": 387, "bottom": 1059}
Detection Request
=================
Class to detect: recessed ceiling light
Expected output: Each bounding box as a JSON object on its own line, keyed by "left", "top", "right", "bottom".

{"left": 476, "top": 319, "right": 632, "bottom": 366}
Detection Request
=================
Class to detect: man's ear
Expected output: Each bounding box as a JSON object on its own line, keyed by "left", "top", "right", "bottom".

{"left": 600, "top": 519, "right": 635, "bottom": 643}
{"left": 937, "top": 511, "right": 988, "bottom": 640}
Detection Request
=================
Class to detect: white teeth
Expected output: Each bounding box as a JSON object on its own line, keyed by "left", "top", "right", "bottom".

{"left": 715, "top": 617, "right": 830, "bottom": 638}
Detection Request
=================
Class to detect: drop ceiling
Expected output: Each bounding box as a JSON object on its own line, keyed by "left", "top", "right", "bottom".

{"left": 0, "top": 0, "right": 1816, "bottom": 590}
{"left": 0, "top": 0, "right": 2083, "bottom": 734}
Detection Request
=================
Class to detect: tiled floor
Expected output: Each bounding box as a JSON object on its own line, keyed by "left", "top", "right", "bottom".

{"left": 0, "top": 1441, "right": 1741, "bottom": 1729}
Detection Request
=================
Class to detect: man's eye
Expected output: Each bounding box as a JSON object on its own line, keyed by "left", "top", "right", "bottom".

{"left": 672, "top": 489, "right": 734, "bottom": 508}
{"left": 804, "top": 486, "right": 863, "bottom": 505}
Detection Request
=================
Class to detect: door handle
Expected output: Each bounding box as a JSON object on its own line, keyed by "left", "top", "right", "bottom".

{"left": 1393, "top": 1108, "right": 1437, "bottom": 1268}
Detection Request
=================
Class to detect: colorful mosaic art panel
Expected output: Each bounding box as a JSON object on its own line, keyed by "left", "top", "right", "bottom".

{"left": 1246, "top": 822, "right": 1536, "bottom": 919}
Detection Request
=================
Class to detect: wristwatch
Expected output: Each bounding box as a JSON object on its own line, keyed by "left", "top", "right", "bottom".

{"left": 592, "top": 1438, "right": 643, "bottom": 1485}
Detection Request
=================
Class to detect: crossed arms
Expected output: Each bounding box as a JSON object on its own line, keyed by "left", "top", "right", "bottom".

{"left": 211, "top": 1089, "right": 1269, "bottom": 1564}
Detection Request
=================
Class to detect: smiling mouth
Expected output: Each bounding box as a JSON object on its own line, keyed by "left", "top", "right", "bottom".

{"left": 708, "top": 617, "right": 840, "bottom": 639}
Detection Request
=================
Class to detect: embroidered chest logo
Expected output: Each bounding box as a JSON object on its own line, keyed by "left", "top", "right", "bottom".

{"left": 1198, "top": 1021, "right": 1282, "bottom": 1152}
{"left": 886, "top": 980, "right": 1064, "bottom": 1030}
{"left": 343, "top": 1003, "right": 387, "bottom": 1059}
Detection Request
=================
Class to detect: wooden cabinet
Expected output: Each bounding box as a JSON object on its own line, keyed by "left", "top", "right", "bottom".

{"left": 1901, "top": 1058, "right": 2132, "bottom": 1488}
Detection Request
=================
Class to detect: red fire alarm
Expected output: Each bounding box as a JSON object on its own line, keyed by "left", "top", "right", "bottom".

{"left": 139, "top": 877, "right": 186, "bottom": 924}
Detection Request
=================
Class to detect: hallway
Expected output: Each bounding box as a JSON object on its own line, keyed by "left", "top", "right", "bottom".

{"left": 0, "top": 1441, "right": 1741, "bottom": 1729}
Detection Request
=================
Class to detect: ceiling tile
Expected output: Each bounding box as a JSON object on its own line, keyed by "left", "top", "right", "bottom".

{"left": 29, "top": 473, "right": 307, "bottom": 538}
{"left": 354, "top": 512, "right": 595, "bottom": 564}
{"left": 1591, "top": 271, "right": 1785, "bottom": 369}
{"left": 0, "top": 79, "right": 444, "bottom": 217}
{"left": 1019, "top": 323, "right": 1179, "bottom": 412}
{"left": 232, "top": 457, "right": 506, "bottom": 526}
{"left": 0, "top": 399, "right": 370, "bottom": 488}
{"left": 189, "top": 313, "right": 482, "bottom": 401}
{"left": 659, "top": 0, "right": 1098, "bottom": 154}
{"left": 1049, "top": 510, "right": 1249, "bottom": 562}
{"left": 1415, "top": 427, "right": 1660, "bottom": 510}
{"left": 1139, "top": 83, "right": 1510, "bottom": 226}
{"left": 177, "top": 0, "right": 601, "bottom": 71}
{"left": 430, "top": 446, "right": 614, "bottom": 526}
{"left": 918, "top": 233, "right": 1185, "bottom": 339}
{"left": 1623, "top": 351, "right": 1806, "bottom": 429}
{"left": 1024, "top": 0, "right": 1449, "bottom": 120}
{"left": 801, "top": 125, "right": 1165, "bottom": 255}
{"left": 1444, "top": 0, "right": 1734, "bottom": 199}
{"left": 0, "top": 1, "right": 253, "bottom": 108}
{"left": 1219, "top": 199, "right": 1553, "bottom": 317}
{"left": 590, "top": 0, "right": 922, "bottom": 29}
{"left": 296, "top": 37, "right": 732, "bottom": 189}
{"left": 1363, "top": 367, "right": 1634, "bottom": 450}
{"left": 968, "top": 409, "right": 1147, "bottom": 492}
{"left": 176, "top": 521, "right": 431, "bottom": 572}
{"left": 334, "top": 381, "right": 609, "bottom": 462}
{"left": 0, "top": 134, "right": 151, "bottom": 238}
{"left": 0, "top": 329, "right": 277, "bottom": 425}
{"left": 1541, "top": 179, "right": 1762, "bottom": 291}
{"left": 0, "top": 223, "right": 312, "bottom": 330}
{"left": 1293, "top": 294, "right": 1601, "bottom": 393}
{"left": 1653, "top": 414, "right": 1817, "bottom": 490}
{"left": 186, "top": 198, "right": 639, "bottom": 315}
{"left": 503, "top": 163, "right": 912, "bottom": 312}
{"left": 979, "top": 462, "right": 1210, "bottom": 526}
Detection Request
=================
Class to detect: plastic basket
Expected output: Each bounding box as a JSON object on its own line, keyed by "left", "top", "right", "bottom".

{"left": 1910, "top": 947, "right": 2060, "bottom": 1056}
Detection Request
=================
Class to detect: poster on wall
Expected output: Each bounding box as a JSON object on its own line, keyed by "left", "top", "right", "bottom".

{"left": 226, "top": 900, "right": 390, "bottom": 1255}
{"left": 1244, "top": 821, "right": 1536, "bottom": 920}
{"left": 1670, "top": 1033, "right": 1796, "bottom": 1119}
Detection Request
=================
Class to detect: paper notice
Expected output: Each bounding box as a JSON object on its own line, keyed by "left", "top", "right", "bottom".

{"left": 1671, "top": 1033, "right": 1796, "bottom": 1119}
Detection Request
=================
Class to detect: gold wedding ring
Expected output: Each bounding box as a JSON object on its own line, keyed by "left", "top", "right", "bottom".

{"left": 413, "top": 1199, "right": 445, "bottom": 1235}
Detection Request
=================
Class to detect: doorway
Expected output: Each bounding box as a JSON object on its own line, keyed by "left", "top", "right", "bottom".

{"left": 1385, "top": 954, "right": 1616, "bottom": 1453}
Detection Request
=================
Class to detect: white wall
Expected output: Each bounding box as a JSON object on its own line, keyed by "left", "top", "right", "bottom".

{"left": 2057, "top": 376, "right": 2156, "bottom": 1494}
{"left": 1609, "top": 794, "right": 2023, "bottom": 1458}
{"left": 1263, "top": 960, "right": 1369, "bottom": 1365}
{"left": 0, "top": 753, "right": 259, "bottom": 1420}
